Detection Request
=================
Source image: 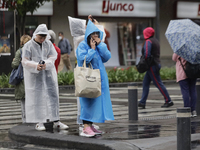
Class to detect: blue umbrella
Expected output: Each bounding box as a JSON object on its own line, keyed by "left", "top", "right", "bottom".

{"left": 165, "top": 19, "right": 200, "bottom": 64}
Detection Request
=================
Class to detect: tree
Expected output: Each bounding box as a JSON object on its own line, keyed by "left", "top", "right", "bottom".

{"left": 4, "top": 0, "right": 51, "bottom": 38}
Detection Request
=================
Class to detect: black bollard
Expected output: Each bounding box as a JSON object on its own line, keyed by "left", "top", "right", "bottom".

{"left": 177, "top": 107, "right": 191, "bottom": 150}
{"left": 128, "top": 83, "right": 138, "bottom": 121}
{"left": 196, "top": 78, "right": 200, "bottom": 115}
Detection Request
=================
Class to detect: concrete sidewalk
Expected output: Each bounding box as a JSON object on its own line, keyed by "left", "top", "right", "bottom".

{"left": 5, "top": 80, "right": 200, "bottom": 149}
{"left": 9, "top": 117, "right": 200, "bottom": 150}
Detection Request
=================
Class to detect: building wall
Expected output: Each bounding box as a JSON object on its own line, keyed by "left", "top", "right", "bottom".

{"left": 159, "top": 0, "right": 177, "bottom": 67}
{"left": 51, "top": 0, "right": 76, "bottom": 69}
{"left": 50, "top": 0, "right": 199, "bottom": 67}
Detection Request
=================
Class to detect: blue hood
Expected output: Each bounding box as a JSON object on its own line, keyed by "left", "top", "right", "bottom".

{"left": 84, "top": 20, "right": 103, "bottom": 42}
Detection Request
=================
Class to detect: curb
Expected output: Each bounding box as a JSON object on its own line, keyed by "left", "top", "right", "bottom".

{"left": 0, "top": 80, "right": 177, "bottom": 93}
{"left": 9, "top": 124, "right": 140, "bottom": 150}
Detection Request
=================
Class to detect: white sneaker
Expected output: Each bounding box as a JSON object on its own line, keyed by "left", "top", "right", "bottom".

{"left": 54, "top": 121, "right": 69, "bottom": 130}
{"left": 93, "top": 124, "right": 100, "bottom": 130}
{"left": 191, "top": 110, "right": 197, "bottom": 117}
{"left": 35, "top": 123, "right": 45, "bottom": 131}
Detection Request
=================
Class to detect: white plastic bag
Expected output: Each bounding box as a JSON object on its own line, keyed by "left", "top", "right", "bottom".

{"left": 68, "top": 16, "right": 86, "bottom": 37}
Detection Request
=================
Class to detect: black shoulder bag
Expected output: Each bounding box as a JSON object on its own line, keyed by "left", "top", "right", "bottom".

{"left": 136, "top": 55, "right": 154, "bottom": 73}
{"left": 178, "top": 57, "right": 200, "bottom": 79}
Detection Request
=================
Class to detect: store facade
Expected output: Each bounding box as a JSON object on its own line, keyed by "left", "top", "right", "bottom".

{"left": 1, "top": 0, "right": 200, "bottom": 74}
{"left": 50, "top": 0, "right": 200, "bottom": 67}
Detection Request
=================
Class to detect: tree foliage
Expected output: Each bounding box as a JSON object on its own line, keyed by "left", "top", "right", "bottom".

{"left": 4, "top": 0, "right": 51, "bottom": 37}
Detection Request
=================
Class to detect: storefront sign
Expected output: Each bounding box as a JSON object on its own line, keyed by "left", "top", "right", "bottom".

{"left": 77, "top": 0, "right": 156, "bottom": 17}
{"left": 177, "top": 1, "right": 200, "bottom": 18}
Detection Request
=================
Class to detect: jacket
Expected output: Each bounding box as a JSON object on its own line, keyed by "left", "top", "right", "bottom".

{"left": 58, "top": 38, "right": 72, "bottom": 54}
{"left": 142, "top": 27, "right": 160, "bottom": 65}
{"left": 172, "top": 53, "right": 187, "bottom": 82}
{"left": 76, "top": 20, "right": 114, "bottom": 123}
{"left": 11, "top": 48, "right": 25, "bottom": 100}
{"left": 53, "top": 43, "right": 61, "bottom": 73}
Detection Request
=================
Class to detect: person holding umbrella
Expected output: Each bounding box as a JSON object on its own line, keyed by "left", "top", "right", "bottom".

{"left": 165, "top": 19, "right": 200, "bottom": 117}
{"left": 138, "top": 27, "right": 174, "bottom": 109}
{"left": 172, "top": 53, "right": 197, "bottom": 117}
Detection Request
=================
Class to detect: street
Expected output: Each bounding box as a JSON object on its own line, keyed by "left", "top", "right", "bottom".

{"left": 2, "top": 82, "right": 200, "bottom": 149}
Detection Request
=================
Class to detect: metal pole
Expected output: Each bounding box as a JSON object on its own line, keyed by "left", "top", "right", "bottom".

{"left": 177, "top": 107, "right": 191, "bottom": 150}
{"left": 128, "top": 83, "right": 138, "bottom": 121}
{"left": 196, "top": 78, "right": 200, "bottom": 115}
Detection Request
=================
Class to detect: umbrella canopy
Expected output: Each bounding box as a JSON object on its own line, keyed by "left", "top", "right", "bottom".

{"left": 165, "top": 19, "right": 200, "bottom": 64}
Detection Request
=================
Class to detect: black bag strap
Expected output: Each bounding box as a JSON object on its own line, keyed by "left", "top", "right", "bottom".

{"left": 178, "top": 57, "right": 186, "bottom": 72}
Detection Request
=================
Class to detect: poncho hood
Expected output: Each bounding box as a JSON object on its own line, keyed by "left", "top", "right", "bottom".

{"left": 84, "top": 20, "right": 103, "bottom": 43}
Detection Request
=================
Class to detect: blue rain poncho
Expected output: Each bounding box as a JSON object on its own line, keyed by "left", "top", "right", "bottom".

{"left": 76, "top": 20, "right": 114, "bottom": 123}
{"left": 22, "top": 24, "right": 59, "bottom": 123}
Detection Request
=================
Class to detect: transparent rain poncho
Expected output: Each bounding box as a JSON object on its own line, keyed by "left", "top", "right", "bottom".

{"left": 22, "top": 24, "right": 59, "bottom": 123}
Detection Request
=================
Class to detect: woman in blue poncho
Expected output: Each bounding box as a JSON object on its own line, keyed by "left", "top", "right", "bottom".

{"left": 76, "top": 20, "right": 114, "bottom": 137}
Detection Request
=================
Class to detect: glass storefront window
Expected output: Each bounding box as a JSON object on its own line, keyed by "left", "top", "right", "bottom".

{"left": 25, "top": 16, "right": 38, "bottom": 37}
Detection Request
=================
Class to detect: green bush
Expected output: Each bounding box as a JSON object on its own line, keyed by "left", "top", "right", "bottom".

{"left": 0, "top": 66, "right": 176, "bottom": 88}
{"left": 0, "top": 73, "right": 12, "bottom": 88}
{"left": 107, "top": 66, "right": 176, "bottom": 83}
{"left": 57, "top": 71, "right": 74, "bottom": 85}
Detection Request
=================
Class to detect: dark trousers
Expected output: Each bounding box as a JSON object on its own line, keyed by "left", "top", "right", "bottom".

{"left": 179, "top": 78, "right": 197, "bottom": 112}
{"left": 140, "top": 65, "right": 172, "bottom": 105}
{"left": 83, "top": 120, "right": 93, "bottom": 124}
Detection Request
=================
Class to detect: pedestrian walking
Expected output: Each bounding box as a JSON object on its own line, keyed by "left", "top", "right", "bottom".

{"left": 48, "top": 30, "right": 61, "bottom": 73}
{"left": 172, "top": 53, "right": 197, "bottom": 117}
{"left": 76, "top": 19, "right": 114, "bottom": 137}
{"left": 138, "top": 27, "right": 174, "bottom": 109}
{"left": 11, "top": 35, "right": 31, "bottom": 123}
{"left": 58, "top": 32, "right": 72, "bottom": 72}
{"left": 22, "top": 24, "right": 68, "bottom": 131}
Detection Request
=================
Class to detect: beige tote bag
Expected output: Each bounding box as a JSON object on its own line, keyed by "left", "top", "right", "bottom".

{"left": 74, "top": 58, "right": 101, "bottom": 98}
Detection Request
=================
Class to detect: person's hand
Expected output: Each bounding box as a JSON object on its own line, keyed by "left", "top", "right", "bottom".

{"left": 88, "top": 15, "right": 99, "bottom": 25}
{"left": 90, "top": 38, "right": 96, "bottom": 50}
{"left": 42, "top": 63, "right": 46, "bottom": 70}
{"left": 93, "top": 37, "right": 101, "bottom": 45}
{"left": 37, "top": 64, "right": 46, "bottom": 71}
{"left": 37, "top": 64, "right": 43, "bottom": 71}
{"left": 67, "top": 54, "right": 70, "bottom": 58}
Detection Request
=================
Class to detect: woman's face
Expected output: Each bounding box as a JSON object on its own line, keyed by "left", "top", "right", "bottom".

{"left": 91, "top": 32, "right": 99, "bottom": 39}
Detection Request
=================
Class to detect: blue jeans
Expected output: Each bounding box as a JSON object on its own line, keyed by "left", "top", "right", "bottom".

{"left": 140, "top": 64, "right": 172, "bottom": 105}
{"left": 179, "top": 78, "right": 197, "bottom": 112}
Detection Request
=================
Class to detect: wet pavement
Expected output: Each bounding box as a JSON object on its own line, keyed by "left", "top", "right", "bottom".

{"left": 8, "top": 117, "right": 200, "bottom": 150}
{"left": 1, "top": 81, "right": 200, "bottom": 149}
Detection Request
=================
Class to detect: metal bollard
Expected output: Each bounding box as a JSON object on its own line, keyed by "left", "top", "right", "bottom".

{"left": 177, "top": 107, "right": 191, "bottom": 150}
{"left": 128, "top": 83, "right": 138, "bottom": 121}
{"left": 196, "top": 78, "right": 200, "bottom": 115}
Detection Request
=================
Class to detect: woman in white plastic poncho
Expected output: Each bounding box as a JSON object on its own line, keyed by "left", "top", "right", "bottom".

{"left": 76, "top": 20, "right": 114, "bottom": 137}
{"left": 22, "top": 24, "right": 68, "bottom": 131}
